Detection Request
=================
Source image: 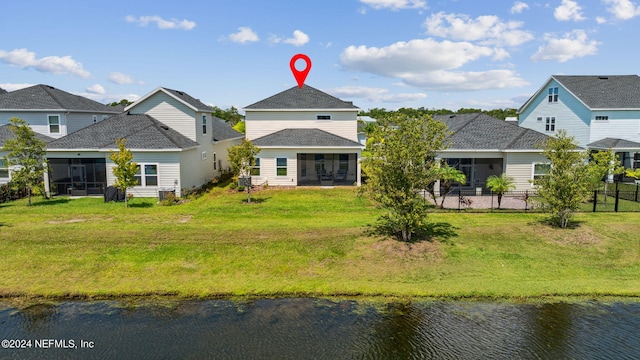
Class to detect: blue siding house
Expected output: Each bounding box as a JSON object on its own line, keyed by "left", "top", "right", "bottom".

{"left": 518, "top": 75, "right": 640, "bottom": 171}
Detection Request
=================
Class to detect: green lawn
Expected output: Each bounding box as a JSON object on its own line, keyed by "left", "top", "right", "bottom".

{"left": 1, "top": 186, "right": 639, "bottom": 300}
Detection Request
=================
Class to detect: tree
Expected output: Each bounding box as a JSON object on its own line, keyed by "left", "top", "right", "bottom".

{"left": 211, "top": 106, "right": 244, "bottom": 125}
{"left": 361, "top": 113, "right": 451, "bottom": 242}
{"left": 427, "top": 162, "right": 466, "bottom": 209}
{"left": 1, "top": 118, "right": 47, "bottom": 206}
{"left": 107, "top": 99, "right": 133, "bottom": 107}
{"left": 109, "top": 138, "right": 138, "bottom": 207}
{"left": 587, "top": 149, "right": 625, "bottom": 205}
{"left": 228, "top": 139, "right": 260, "bottom": 203}
{"left": 533, "top": 130, "right": 592, "bottom": 228}
{"left": 626, "top": 168, "right": 640, "bottom": 181}
{"left": 486, "top": 173, "right": 516, "bottom": 209}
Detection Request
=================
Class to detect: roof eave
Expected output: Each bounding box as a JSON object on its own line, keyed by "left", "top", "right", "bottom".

{"left": 243, "top": 108, "right": 359, "bottom": 112}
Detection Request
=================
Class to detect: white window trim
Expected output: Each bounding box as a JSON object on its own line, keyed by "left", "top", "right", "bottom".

{"left": 134, "top": 163, "right": 159, "bottom": 187}
{"left": 251, "top": 157, "right": 261, "bottom": 176}
{"left": 545, "top": 116, "right": 556, "bottom": 132}
{"left": 92, "top": 115, "right": 98, "bottom": 123}
{"left": 202, "top": 115, "right": 207, "bottom": 134}
{"left": 48, "top": 114, "right": 61, "bottom": 134}
{"left": 531, "top": 162, "right": 550, "bottom": 186}
{"left": 0, "top": 160, "right": 9, "bottom": 179}
{"left": 276, "top": 157, "right": 288, "bottom": 176}
{"left": 202, "top": 151, "right": 207, "bottom": 160}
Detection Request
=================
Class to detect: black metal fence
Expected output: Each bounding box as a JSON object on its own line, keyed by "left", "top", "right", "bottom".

{"left": 591, "top": 182, "right": 640, "bottom": 212}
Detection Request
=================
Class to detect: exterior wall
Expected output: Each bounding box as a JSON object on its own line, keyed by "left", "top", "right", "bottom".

{"left": 66, "top": 112, "right": 113, "bottom": 134}
{"left": 128, "top": 92, "right": 197, "bottom": 141}
{"left": 245, "top": 110, "right": 359, "bottom": 142}
{"left": 504, "top": 152, "right": 548, "bottom": 191}
{"left": 590, "top": 110, "right": 640, "bottom": 144}
{"left": 0, "top": 111, "right": 68, "bottom": 138}
{"left": 0, "top": 151, "right": 9, "bottom": 184}
{"left": 106, "top": 151, "right": 182, "bottom": 198}
{"left": 211, "top": 138, "right": 241, "bottom": 175}
{"left": 519, "top": 79, "right": 591, "bottom": 147}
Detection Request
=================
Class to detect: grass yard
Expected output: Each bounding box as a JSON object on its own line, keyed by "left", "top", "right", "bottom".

{"left": 1, "top": 186, "right": 639, "bottom": 300}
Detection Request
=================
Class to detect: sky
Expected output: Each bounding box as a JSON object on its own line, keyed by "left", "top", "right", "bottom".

{"left": 2, "top": 0, "right": 640, "bottom": 113}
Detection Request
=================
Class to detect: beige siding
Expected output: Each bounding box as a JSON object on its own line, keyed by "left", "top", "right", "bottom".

{"left": 504, "top": 152, "right": 548, "bottom": 191}
{"left": 245, "top": 110, "right": 359, "bottom": 141}
{"left": 251, "top": 149, "right": 298, "bottom": 186}
{"left": 129, "top": 92, "right": 197, "bottom": 141}
{"left": 106, "top": 152, "right": 181, "bottom": 197}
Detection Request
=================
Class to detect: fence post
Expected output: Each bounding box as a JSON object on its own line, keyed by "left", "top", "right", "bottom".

{"left": 593, "top": 190, "right": 597, "bottom": 212}
{"left": 525, "top": 190, "right": 529, "bottom": 212}
{"left": 615, "top": 190, "right": 620, "bottom": 212}
{"left": 635, "top": 183, "right": 638, "bottom": 203}
{"left": 458, "top": 184, "right": 461, "bottom": 212}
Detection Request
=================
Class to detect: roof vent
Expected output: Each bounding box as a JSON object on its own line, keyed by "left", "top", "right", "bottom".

{"left": 177, "top": 91, "right": 184, "bottom": 96}
{"left": 598, "top": 76, "right": 609, "bottom": 80}
{"left": 160, "top": 125, "right": 169, "bottom": 130}
{"left": 449, "top": 115, "right": 456, "bottom": 118}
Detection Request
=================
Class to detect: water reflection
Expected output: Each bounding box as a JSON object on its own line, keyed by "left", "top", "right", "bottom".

{"left": 1, "top": 299, "right": 639, "bottom": 359}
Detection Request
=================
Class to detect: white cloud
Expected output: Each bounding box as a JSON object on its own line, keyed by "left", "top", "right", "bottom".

{"left": 531, "top": 30, "right": 600, "bottom": 62}
{"left": 227, "top": 27, "right": 260, "bottom": 43}
{"left": 340, "top": 38, "right": 528, "bottom": 91}
{"left": 554, "top": 0, "right": 585, "bottom": 21}
{"left": 125, "top": 15, "right": 196, "bottom": 30}
{"left": 359, "top": 0, "right": 427, "bottom": 11}
{"left": 80, "top": 92, "right": 141, "bottom": 104}
{"left": 511, "top": 1, "right": 530, "bottom": 14}
{"left": 0, "top": 48, "right": 90, "bottom": 78}
{"left": 603, "top": 0, "right": 640, "bottom": 20}
{"left": 270, "top": 30, "right": 310, "bottom": 46}
{"left": 425, "top": 12, "right": 534, "bottom": 47}
{"left": 326, "top": 85, "right": 427, "bottom": 103}
{"left": 109, "top": 72, "right": 143, "bottom": 85}
{"left": 0, "top": 83, "right": 34, "bottom": 91}
{"left": 596, "top": 16, "right": 608, "bottom": 24}
{"left": 86, "top": 84, "right": 105, "bottom": 95}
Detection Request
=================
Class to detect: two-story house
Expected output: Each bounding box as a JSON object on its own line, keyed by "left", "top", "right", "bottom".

{"left": 243, "top": 85, "right": 364, "bottom": 186}
{"left": 46, "top": 87, "right": 242, "bottom": 197}
{"left": 518, "top": 75, "right": 640, "bottom": 171}
{"left": 0, "top": 84, "right": 122, "bottom": 138}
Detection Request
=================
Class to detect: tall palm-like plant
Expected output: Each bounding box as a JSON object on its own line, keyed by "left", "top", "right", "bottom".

{"left": 486, "top": 174, "right": 516, "bottom": 209}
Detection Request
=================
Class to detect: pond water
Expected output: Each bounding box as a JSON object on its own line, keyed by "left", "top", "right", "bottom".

{"left": 1, "top": 298, "right": 639, "bottom": 359}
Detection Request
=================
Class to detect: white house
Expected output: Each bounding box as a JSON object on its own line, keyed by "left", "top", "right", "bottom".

{"left": 518, "top": 75, "right": 640, "bottom": 172}
{"left": 46, "top": 87, "right": 243, "bottom": 197}
{"left": 243, "top": 85, "right": 364, "bottom": 186}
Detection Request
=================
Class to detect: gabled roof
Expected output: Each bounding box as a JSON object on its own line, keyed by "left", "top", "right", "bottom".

{"left": 0, "top": 88, "right": 7, "bottom": 95}
{"left": 126, "top": 87, "right": 211, "bottom": 113}
{"left": 433, "top": 113, "right": 551, "bottom": 151}
{"left": 0, "top": 124, "right": 54, "bottom": 147}
{"left": 519, "top": 75, "right": 640, "bottom": 112}
{"left": 47, "top": 113, "right": 199, "bottom": 151}
{"left": 211, "top": 116, "right": 243, "bottom": 142}
{"left": 0, "top": 84, "right": 121, "bottom": 113}
{"left": 252, "top": 128, "right": 363, "bottom": 148}
{"left": 244, "top": 85, "right": 359, "bottom": 110}
{"left": 587, "top": 137, "right": 640, "bottom": 150}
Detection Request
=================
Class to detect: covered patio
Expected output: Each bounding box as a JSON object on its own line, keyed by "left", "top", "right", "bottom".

{"left": 296, "top": 153, "right": 359, "bottom": 186}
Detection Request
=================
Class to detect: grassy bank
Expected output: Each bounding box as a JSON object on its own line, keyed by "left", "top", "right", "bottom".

{"left": 1, "top": 187, "right": 639, "bottom": 300}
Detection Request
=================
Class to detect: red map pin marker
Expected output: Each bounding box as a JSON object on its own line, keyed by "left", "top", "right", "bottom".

{"left": 290, "top": 54, "right": 312, "bottom": 88}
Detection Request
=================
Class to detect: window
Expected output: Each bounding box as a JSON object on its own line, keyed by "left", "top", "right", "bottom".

{"left": 0, "top": 160, "right": 8, "bottom": 178}
{"left": 202, "top": 151, "right": 207, "bottom": 160}
{"left": 533, "top": 163, "right": 550, "bottom": 181}
{"left": 634, "top": 153, "right": 640, "bottom": 169}
{"left": 102, "top": 115, "right": 108, "bottom": 121}
{"left": 213, "top": 153, "right": 217, "bottom": 170}
{"left": 251, "top": 158, "right": 261, "bottom": 176}
{"left": 134, "top": 164, "right": 158, "bottom": 186}
{"left": 276, "top": 157, "right": 287, "bottom": 176}
{"left": 316, "top": 114, "right": 331, "bottom": 120}
{"left": 595, "top": 115, "right": 609, "bottom": 121}
{"left": 202, "top": 115, "right": 207, "bottom": 134}
{"left": 93, "top": 115, "right": 98, "bottom": 123}
{"left": 548, "top": 87, "right": 558, "bottom": 103}
{"left": 537, "top": 116, "right": 543, "bottom": 122}
{"left": 48, "top": 115, "right": 60, "bottom": 134}
{"left": 545, "top": 116, "right": 555, "bottom": 132}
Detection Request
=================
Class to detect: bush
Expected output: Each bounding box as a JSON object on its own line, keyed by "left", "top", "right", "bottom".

{"left": 237, "top": 185, "right": 245, "bottom": 192}
{"left": 159, "top": 191, "right": 179, "bottom": 206}
{"left": 0, "top": 183, "right": 28, "bottom": 204}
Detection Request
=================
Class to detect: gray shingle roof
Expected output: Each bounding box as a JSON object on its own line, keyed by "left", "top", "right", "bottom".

{"left": 0, "top": 88, "right": 7, "bottom": 95}
{"left": 47, "top": 113, "right": 199, "bottom": 150}
{"left": 553, "top": 75, "right": 640, "bottom": 109}
{"left": 0, "top": 124, "right": 54, "bottom": 147}
{"left": 162, "top": 88, "right": 211, "bottom": 112}
{"left": 252, "top": 129, "right": 362, "bottom": 148}
{"left": 211, "top": 116, "right": 243, "bottom": 142}
{"left": 0, "top": 84, "right": 121, "bottom": 113}
{"left": 433, "top": 113, "right": 551, "bottom": 151}
{"left": 244, "top": 85, "right": 359, "bottom": 110}
{"left": 587, "top": 137, "right": 640, "bottom": 150}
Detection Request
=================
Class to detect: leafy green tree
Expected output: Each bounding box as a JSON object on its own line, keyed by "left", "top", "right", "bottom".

{"left": 228, "top": 139, "right": 260, "bottom": 203}
{"left": 626, "top": 168, "right": 640, "bottom": 181}
{"left": 232, "top": 120, "right": 245, "bottom": 134}
{"left": 109, "top": 138, "right": 138, "bottom": 208}
{"left": 486, "top": 173, "right": 516, "bottom": 209}
{"left": 211, "top": 106, "right": 244, "bottom": 125}
{"left": 107, "top": 99, "right": 133, "bottom": 107}
{"left": 361, "top": 113, "right": 451, "bottom": 242}
{"left": 428, "top": 163, "right": 466, "bottom": 209}
{"left": 533, "top": 130, "right": 592, "bottom": 228}
{"left": 588, "top": 149, "right": 625, "bottom": 205}
{"left": 1, "top": 118, "right": 47, "bottom": 205}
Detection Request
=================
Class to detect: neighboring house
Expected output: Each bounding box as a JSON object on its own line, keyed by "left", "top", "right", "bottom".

{"left": 0, "top": 84, "right": 122, "bottom": 138}
{"left": 0, "top": 124, "right": 53, "bottom": 185}
{"left": 46, "top": 87, "right": 243, "bottom": 197}
{"left": 433, "top": 113, "right": 552, "bottom": 192}
{"left": 243, "top": 85, "right": 363, "bottom": 186}
{"left": 518, "top": 75, "right": 640, "bottom": 171}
